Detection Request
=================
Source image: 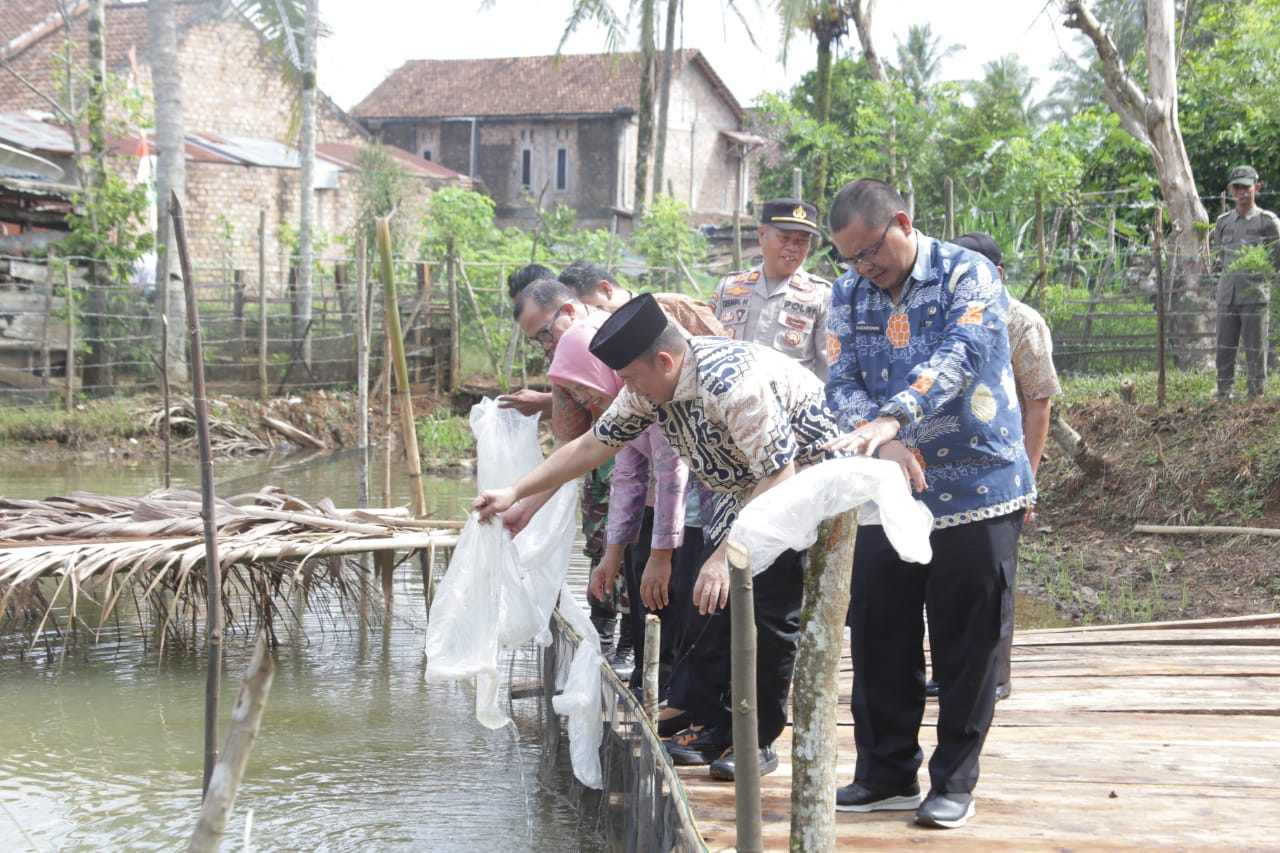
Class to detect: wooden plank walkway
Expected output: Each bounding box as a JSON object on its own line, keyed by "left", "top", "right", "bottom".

{"left": 676, "top": 614, "right": 1280, "bottom": 852}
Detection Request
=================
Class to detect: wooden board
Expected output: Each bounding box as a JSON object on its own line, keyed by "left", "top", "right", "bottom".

{"left": 679, "top": 619, "right": 1280, "bottom": 852}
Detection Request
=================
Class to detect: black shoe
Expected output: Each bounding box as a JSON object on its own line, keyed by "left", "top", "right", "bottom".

{"left": 708, "top": 745, "right": 778, "bottom": 781}
{"left": 995, "top": 681, "right": 1011, "bottom": 701}
{"left": 834, "top": 780, "right": 922, "bottom": 813}
{"left": 656, "top": 710, "right": 691, "bottom": 738}
{"left": 924, "top": 678, "right": 939, "bottom": 698}
{"left": 915, "top": 791, "right": 975, "bottom": 829}
{"left": 665, "top": 726, "right": 730, "bottom": 766}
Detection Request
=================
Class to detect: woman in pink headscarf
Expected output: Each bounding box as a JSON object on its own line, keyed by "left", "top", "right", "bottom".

{"left": 549, "top": 311, "right": 691, "bottom": 707}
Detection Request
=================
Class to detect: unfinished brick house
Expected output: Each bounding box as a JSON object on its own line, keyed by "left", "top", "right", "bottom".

{"left": 0, "top": 0, "right": 463, "bottom": 283}
{"left": 351, "top": 50, "right": 756, "bottom": 233}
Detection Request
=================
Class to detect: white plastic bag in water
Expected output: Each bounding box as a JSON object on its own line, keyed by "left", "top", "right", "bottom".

{"left": 729, "top": 455, "right": 934, "bottom": 572}
{"left": 424, "top": 398, "right": 578, "bottom": 728}
{"left": 550, "top": 583, "right": 604, "bottom": 789}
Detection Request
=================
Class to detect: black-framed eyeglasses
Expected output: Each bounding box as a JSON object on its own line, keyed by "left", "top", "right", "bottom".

{"left": 534, "top": 304, "right": 566, "bottom": 345}
{"left": 836, "top": 216, "right": 895, "bottom": 272}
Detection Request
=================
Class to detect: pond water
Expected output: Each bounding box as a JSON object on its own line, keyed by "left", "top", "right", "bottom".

{"left": 0, "top": 449, "right": 601, "bottom": 852}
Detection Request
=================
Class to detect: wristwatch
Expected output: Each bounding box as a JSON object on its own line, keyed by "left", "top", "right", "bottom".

{"left": 878, "top": 402, "right": 910, "bottom": 429}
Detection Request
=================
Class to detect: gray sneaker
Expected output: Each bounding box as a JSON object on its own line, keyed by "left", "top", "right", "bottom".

{"left": 834, "top": 781, "right": 922, "bottom": 812}
{"left": 915, "top": 791, "right": 975, "bottom": 828}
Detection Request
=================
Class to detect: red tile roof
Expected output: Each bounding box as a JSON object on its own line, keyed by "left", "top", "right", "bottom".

{"left": 351, "top": 49, "right": 743, "bottom": 121}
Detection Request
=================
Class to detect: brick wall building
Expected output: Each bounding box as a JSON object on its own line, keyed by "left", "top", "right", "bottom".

{"left": 0, "top": 1, "right": 463, "bottom": 289}
{"left": 351, "top": 50, "right": 754, "bottom": 233}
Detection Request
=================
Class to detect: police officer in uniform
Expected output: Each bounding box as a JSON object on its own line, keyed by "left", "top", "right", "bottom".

{"left": 711, "top": 198, "right": 832, "bottom": 380}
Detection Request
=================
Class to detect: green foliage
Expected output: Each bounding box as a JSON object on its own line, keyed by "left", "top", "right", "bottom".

{"left": 628, "top": 194, "right": 708, "bottom": 275}
{"left": 352, "top": 140, "right": 415, "bottom": 253}
{"left": 419, "top": 188, "right": 499, "bottom": 257}
{"left": 415, "top": 409, "right": 475, "bottom": 459}
{"left": 1225, "top": 243, "right": 1275, "bottom": 276}
{"left": 0, "top": 399, "right": 145, "bottom": 448}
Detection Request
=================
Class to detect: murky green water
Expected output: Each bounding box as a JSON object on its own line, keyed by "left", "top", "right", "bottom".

{"left": 0, "top": 450, "right": 600, "bottom": 852}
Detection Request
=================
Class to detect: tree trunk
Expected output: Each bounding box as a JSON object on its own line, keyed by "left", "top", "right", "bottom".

{"left": 295, "top": 0, "right": 318, "bottom": 370}
{"left": 148, "top": 0, "right": 189, "bottom": 384}
{"left": 650, "top": 0, "right": 678, "bottom": 199}
{"left": 789, "top": 510, "right": 857, "bottom": 852}
{"left": 1063, "top": 0, "right": 1210, "bottom": 368}
{"left": 632, "top": 0, "right": 656, "bottom": 221}
{"left": 1049, "top": 409, "right": 1107, "bottom": 477}
{"left": 82, "top": 0, "right": 111, "bottom": 391}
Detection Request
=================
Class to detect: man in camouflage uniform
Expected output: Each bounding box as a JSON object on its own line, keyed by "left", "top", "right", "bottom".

{"left": 1210, "top": 164, "right": 1280, "bottom": 400}
{"left": 710, "top": 197, "right": 832, "bottom": 381}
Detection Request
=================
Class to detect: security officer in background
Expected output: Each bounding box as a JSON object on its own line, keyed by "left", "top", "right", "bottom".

{"left": 711, "top": 198, "right": 832, "bottom": 381}
{"left": 1210, "top": 164, "right": 1280, "bottom": 401}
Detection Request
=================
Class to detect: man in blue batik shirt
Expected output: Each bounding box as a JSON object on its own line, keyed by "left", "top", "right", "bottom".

{"left": 821, "top": 178, "right": 1035, "bottom": 830}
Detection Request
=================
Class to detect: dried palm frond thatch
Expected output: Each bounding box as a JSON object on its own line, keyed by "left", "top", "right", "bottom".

{"left": 0, "top": 489, "right": 458, "bottom": 659}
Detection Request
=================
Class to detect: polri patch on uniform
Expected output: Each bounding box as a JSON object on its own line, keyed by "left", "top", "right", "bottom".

{"left": 720, "top": 310, "right": 736, "bottom": 324}
{"left": 789, "top": 289, "right": 817, "bottom": 303}
{"left": 791, "top": 279, "right": 814, "bottom": 293}
{"left": 785, "top": 314, "right": 811, "bottom": 331}
{"left": 784, "top": 329, "right": 803, "bottom": 347}
{"left": 724, "top": 284, "right": 752, "bottom": 296}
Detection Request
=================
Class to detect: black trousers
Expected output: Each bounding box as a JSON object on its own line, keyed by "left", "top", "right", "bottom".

{"left": 680, "top": 536, "right": 806, "bottom": 748}
{"left": 848, "top": 512, "right": 1021, "bottom": 795}
{"left": 621, "top": 508, "right": 687, "bottom": 690}
{"left": 663, "top": 526, "right": 704, "bottom": 712}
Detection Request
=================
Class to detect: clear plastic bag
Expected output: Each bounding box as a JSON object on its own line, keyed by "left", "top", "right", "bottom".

{"left": 550, "top": 582, "right": 604, "bottom": 789}
{"left": 729, "top": 455, "right": 934, "bottom": 573}
{"left": 424, "top": 398, "right": 579, "bottom": 729}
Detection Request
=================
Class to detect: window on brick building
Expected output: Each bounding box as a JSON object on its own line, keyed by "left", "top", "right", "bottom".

{"left": 521, "top": 149, "right": 532, "bottom": 189}
{"left": 556, "top": 148, "right": 568, "bottom": 191}
{"left": 422, "top": 149, "right": 433, "bottom": 162}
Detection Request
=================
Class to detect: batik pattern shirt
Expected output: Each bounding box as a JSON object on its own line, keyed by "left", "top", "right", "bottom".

{"left": 826, "top": 234, "right": 1035, "bottom": 529}
{"left": 593, "top": 337, "right": 839, "bottom": 543}
{"left": 1007, "top": 298, "right": 1062, "bottom": 403}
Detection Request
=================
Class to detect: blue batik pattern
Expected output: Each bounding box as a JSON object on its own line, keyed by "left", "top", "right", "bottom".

{"left": 825, "top": 235, "right": 1035, "bottom": 529}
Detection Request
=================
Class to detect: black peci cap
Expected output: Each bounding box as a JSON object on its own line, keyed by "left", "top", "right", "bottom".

{"left": 588, "top": 293, "right": 668, "bottom": 370}
{"left": 953, "top": 231, "right": 1003, "bottom": 268}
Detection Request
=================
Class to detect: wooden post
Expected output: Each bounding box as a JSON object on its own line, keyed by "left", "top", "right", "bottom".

{"left": 257, "top": 209, "right": 268, "bottom": 405}
{"left": 41, "top": 256, "right": 53, "bottom": 387}
{"left": 790, "top": 510, "right": 858, "bottom": 852}
{"left": 943, "top": 177, "right": 954, "bottom": 240}
{"left": 64, "top": 262, "right": 75, "bottom": 415}
{"left": 732, "top": 155, "right": 744, "bottom": 271}
{"left": 643, "top": 613, "right": 661, "bottom": 724}
{"left": 447, "top": 245, "right": 460, "bottom": 393}
{"left": 187, "top": 631, "right": 274, "bottom": 853}
{"left": 376, "top": 218, "right": 427, "bottom": 518}
{"left": 171, "top": 190, "right": 224, "bottom": 798}
{"left": 1153, "top": 205, "right": 1167, "bottom": 408}
{"left": 724, "top": 539, "right": 762, "bottom": 853}
{"left": 232, "top": 269, "right": 245, "bottom": 351}
{"left": 356, "top": 238, "right": 370, "bottom": 510}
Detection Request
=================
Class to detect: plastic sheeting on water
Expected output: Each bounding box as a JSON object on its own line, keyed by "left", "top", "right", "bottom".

{"left": 424, "top": 398, "right": 604, "bottom": 787}
{"left": 729, "top": 455, "right": 935, "bottom": 572}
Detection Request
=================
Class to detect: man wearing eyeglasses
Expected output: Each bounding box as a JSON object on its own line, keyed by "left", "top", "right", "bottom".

{"left": 822, "top": 179, "right": 1035, "bottom": 830}
{"left": 710, "top": 198, "right": 832, "bottom": 380}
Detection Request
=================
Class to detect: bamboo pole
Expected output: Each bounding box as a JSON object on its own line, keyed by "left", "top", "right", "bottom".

{"left": 376, "top": 218, "right": 426, "bottom": 518}
{"left": 643, "top": 613, "right": 661, "bottom": 724}
{"left": 170, "top": 190, "right": 224, "bottom": 798}
{"left": 1153, "top": 205, "right": 1167, "bottom": 408}
{"left": 447, "top": 242, "right": 461, "bottom": 392}
{"left": 64, "top": 262, "right": 74, "bottom": 415}
{"left": 1134, "top": 524, "right": 1280, "bottom": 538}
{"left": 455, "top": 259, "right": 499, "bottom": 372}
{"left": 724, "top": 538, "right": 762, "bottom": 853}
{"left": 789, "top": 510, "right": 858, "bottom": 852}
{"left": 257, "top": 208, "right": 267, "bottom": 405}
{"left": 356, "top": 237, "right": 370, "bottom": 510}
{"left": 187, "top": 631, "right": 275, "bottom": 853}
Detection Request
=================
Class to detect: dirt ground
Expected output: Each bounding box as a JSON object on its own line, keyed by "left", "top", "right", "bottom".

{"left": 5, "top": 385, "right": 1278, "bottom": 626}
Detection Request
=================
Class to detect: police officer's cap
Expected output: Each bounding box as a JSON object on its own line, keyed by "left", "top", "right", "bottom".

{"left": 589, "top": 293, "right": 669, "bottom": 370}
{"left": 760, "top": 198, "right": 820, "bottom": 236}
{"left": 1228, "top": 165, "right": 1260, "bottom": 186}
